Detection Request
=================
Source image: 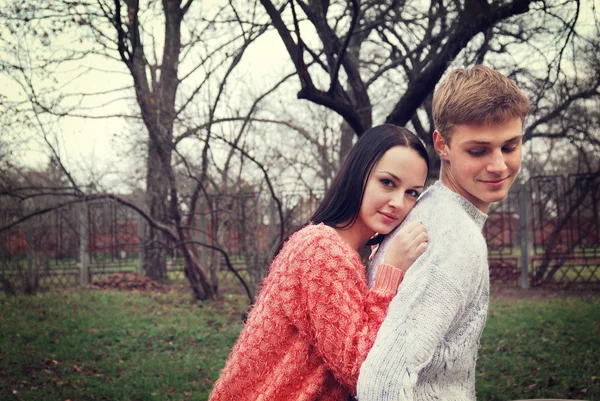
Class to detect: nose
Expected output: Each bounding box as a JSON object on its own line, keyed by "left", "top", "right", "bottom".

{"left": 389, "top": 193, "right": 405, "bottom": 210}
{"left": 487, "top": 149, "right": 507, "bottom": 174}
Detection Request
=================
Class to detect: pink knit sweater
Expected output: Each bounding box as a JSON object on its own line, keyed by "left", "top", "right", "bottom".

{"left": 208, "top": 223, "right": 404, "bottom": 401}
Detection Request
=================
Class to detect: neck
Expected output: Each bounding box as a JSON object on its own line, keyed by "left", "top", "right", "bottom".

{"left": 439, "top": 166, "right": 490, "bottom": 213}
{"left": 334, "top": 221, "right": 373, "bottom": 251}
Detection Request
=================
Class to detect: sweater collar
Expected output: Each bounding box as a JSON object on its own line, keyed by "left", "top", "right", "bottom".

{"left": 432, "top": 181, "right": 488, "bottom": 230}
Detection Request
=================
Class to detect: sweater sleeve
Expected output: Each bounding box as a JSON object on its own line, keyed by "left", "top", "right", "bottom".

{"left": 357, "top": 248, "right": 484, "bottom": 401}
{"left": 285, "top": 230, "right": 404, "bottom": 392}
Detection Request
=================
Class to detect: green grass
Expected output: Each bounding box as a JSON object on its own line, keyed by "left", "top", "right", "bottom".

{"left": 0, "top": 290, "right": 598, "bottom": 401}
{"left": 0, "top": 290, "right": 246, "bottom": 401}
{"left": 478, "top": 296, "right": 600, "bottom": 400}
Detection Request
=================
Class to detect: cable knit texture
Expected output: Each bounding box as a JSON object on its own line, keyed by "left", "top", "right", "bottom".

{"left": 209, "top": 223, "right": 404, "bottom": 401}
{"left": 358, "top": 181, "right": 489, "bottom": 401}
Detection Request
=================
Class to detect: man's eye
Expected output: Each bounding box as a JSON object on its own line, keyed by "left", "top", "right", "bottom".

{"left": 468, "top": 149, "right": 486, "bottom": 156}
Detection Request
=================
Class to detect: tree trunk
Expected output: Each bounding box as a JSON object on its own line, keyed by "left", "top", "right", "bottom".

{"left": 143, "top": 136, "right": 170, "bottom": 280}
{"left": 339, "top": 121, "right": 355, "bottom": 166}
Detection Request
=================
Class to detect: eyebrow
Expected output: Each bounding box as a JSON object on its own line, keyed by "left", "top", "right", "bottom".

{"left": 379, "top": 171, "right": 425, "bottom": 188}
{"left": 462, "top": 135, "right": 523, "bottom": 145}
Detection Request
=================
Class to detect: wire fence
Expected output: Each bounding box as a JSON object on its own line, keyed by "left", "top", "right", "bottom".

{"left": 1, "top": 174, "right": 598, "bottom": 294}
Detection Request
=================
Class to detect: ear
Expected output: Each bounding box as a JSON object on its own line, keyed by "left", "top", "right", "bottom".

{"left": 433, "top": 130, "right": 449, "bottom": 161}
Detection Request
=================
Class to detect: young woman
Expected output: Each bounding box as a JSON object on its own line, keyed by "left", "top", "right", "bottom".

{"left": 208, "top": 124, "right": 430, "bottom": 401}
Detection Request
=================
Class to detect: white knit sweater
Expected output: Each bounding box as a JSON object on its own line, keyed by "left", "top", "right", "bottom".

{"left": 358, "top": 181, "right": 489, "bottom": 401}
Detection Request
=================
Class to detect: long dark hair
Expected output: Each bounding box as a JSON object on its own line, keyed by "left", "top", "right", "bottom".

{"left": 310, "top": 123, "right": 429, "bottom": 231}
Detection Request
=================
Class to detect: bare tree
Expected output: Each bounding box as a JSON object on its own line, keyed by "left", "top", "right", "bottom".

{"left": 3, "top": 0, "right": 599, "bottom": 297}
{"left": 249, "top": 0, "right": 599, "bottom": 176}
{"left": 0, "top": 0, "right": 287, "bottom": 300}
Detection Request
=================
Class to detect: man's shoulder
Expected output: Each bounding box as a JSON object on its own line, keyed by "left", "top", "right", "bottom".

{"left": 409, "top": 193, "right": 480, "bottom": 233}
{"left": 408, "top": 189, "right": 487, "bottom": 254}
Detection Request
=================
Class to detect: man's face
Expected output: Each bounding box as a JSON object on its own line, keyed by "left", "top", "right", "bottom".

{"left": 434, "top": 117, "right": 523, "bottom": 213}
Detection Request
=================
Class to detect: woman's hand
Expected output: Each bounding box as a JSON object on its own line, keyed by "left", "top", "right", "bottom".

{"left": 382, "top": 221, "right": 428, "bottom": 272}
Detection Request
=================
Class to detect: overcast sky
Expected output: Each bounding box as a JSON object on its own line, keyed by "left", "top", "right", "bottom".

{"left": 2, "top": 15, "right": 291, "bottom": 191}
{"left": 2, "top": 0, "right": 597, "bottom": 191}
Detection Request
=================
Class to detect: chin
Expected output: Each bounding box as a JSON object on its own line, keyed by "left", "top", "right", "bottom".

{"left": 483, "top": 191, "right": 510, "bottom": 204}
{"left": 374, "top": 224, "right": 396, "bottom": 235}
{"left": 475, "top": 184, "right": 513, "bottom": 202}
{"left": 374, "top": 227, "right": 391, "bottom": 236}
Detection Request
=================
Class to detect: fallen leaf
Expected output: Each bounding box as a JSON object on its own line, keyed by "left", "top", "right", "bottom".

{"left": 72, "top": 365, "right": 83, "bottom": 372}
{"left": 526, "top": 383, "right": 537, "bottom": 390}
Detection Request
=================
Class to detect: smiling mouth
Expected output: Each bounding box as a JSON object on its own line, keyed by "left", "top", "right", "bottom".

{"left": 481, "top": 177, "right": 509, "bottom": 184}
{"left": 379, "top": 212, "right": 398, "bottom": 221}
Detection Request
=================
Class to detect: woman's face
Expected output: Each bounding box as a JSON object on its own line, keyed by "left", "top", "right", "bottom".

{"left": 356, "top": 146, "right": 428, "bottom": 237}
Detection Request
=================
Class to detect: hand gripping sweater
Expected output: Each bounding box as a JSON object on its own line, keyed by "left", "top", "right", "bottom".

{"left": 358, "top": 181, "right": 489, "bottom": 401}
{"left": 209, "top": 223, "right": 405, "bottom": 401}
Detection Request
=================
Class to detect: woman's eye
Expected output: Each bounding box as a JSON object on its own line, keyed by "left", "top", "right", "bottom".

{"left": 407, "top": 190, "right": 420, "bottom": 198}
{"left": 380, "top": 179, "right": 394, "bottom": 187}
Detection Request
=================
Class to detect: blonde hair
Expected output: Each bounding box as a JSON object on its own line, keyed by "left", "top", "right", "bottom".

{"left": 432, "top": 65, "right": 529, "bottom": 143}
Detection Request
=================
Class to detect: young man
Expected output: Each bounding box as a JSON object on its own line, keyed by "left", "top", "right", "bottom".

{"left": 357, "top": 65, "right": 529, "bottom": 400}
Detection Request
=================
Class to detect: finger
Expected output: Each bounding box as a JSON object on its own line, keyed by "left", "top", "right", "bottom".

{"left": 413, "top": 231, "right": 428, "bottom": 244}
{"left": 413, "top": 241, "right": 428, "bottom": 257}
{"left": 402, "top": 226, "right": 427, "bottom": 243}
{"left": 390, "top": 223, "right": 426, "bottom": 247}
{"left": 399, "top": 220, "right": 421, "bottom": 234}
{"left": 409, "top": 223, "right": 428, "bottom": 238}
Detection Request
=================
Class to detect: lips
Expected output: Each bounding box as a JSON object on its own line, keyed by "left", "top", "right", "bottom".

{"left": 379, "top": 211, "right": 399, "bottom": 222}
{"left": 481, "top": 177, "right": 509, "bottom": 184}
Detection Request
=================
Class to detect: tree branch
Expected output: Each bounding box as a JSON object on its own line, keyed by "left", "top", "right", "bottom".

{"left": 386, "top": 0, "right": 533, "bottom": 126}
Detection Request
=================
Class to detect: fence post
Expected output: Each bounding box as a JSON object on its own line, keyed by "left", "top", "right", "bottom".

{"left": 138, "top": 214, "right": 145, "bottom": 276}
{"left": 519, "top": 182, "right": 529, "bottom": 289}
{"left": 79, "top": 202, "right": 90, "bottom": 286}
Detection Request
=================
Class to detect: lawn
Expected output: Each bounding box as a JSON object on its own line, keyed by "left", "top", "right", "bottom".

{"left": 0, "top": 290, "right": 598, "bottom": 401}
{"left": 478, "top": 296, "right": 599, "bottom": 400}
{"left": 0, "top": 290, "right": 245, "bottom": 401}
